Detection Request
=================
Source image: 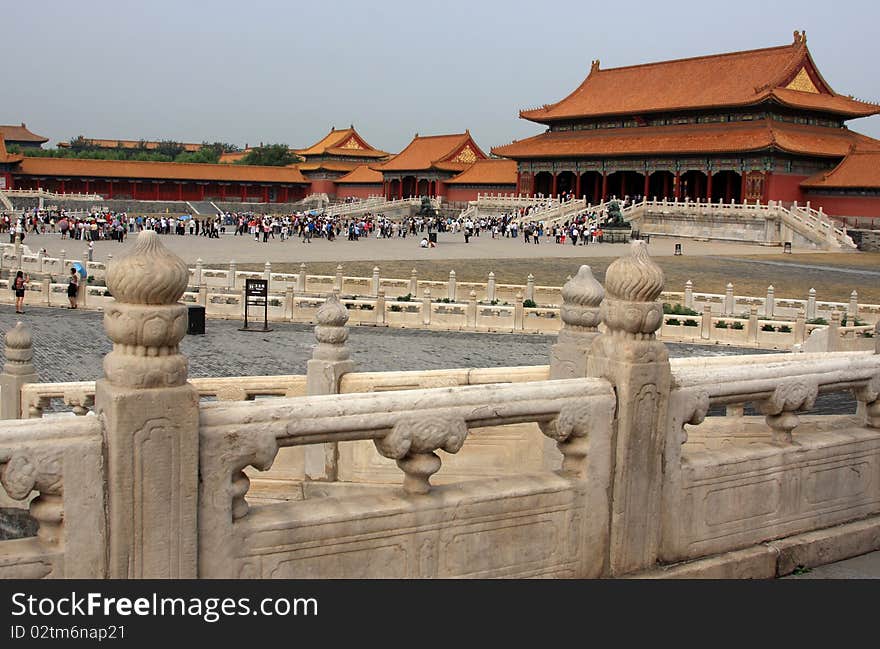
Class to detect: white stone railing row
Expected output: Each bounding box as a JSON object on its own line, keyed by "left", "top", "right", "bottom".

{"left": 321, "top": 196, "right": 386, "bottom": 218}
{"left": 1, "top": 189, "right": 104, "bottom": 201}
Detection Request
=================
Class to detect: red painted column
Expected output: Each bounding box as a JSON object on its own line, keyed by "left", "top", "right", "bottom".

{"left": 663, "top": 174, "right": 670, "bottom": 199}
{"left": 220, "top": 185, "right": 226, "bottom": 200}
{"left": 200, "top": 184, "right": 206, "bottom": 200}
{"left": 725, "top": 174, "right": 732, "bottom": 201}
{"left": 85, "top": 179, "right": 91, "bottom": 194}
{"left": 241, "top": 184, "right": 247, "bottom": 201}
{"left": 60, "top": 180, "right": 66, "bottom": 194}
{"left": 593, "top": 174, "right": 600, "bottom": 201}
{"left": 398, "top": 179, "right": 403, "bottom": 199}
{"left": 601, "top": 172, "right": 608, "bottom": 201}
{"left": 706, "top": 172, "right": 713, "bottom": 201}
{"left": 643, "top": 173, "right": 650, "bottom": 198}
{"left": 107, "top": 180, "right": 114, "bottom": 199}
{"left": 177, "top": 183, "right": 183, "bottom": 201}
{"left": 574, "top": 173, "right": 582, "bottom": 198}
{"left": 155, "top": 182, "right": 160, "bottom": 200}
{"left": 740, "top": 174, "right": 747, "bottom": 203}
{"left": 551, "top": 173, "right": 558, "bottom": 197}
{"left": 516, "top": 169, "right": 522, "bottom": 194}
{"left": 674, "top": 172, "right": 681, "bottom": 199}
{"left": 262, "top": 186, "right": 269, "bottom": 203}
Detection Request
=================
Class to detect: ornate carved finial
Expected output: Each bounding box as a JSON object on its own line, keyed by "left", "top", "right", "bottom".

{"left": 5, "top": 321, "right": 31, "bottom": 351}
{"left": 313, "top": 293, "right": 350, "bottom": 362}
{"left": 102, "top": 230, "right": 190, "bottom": 389}
{"left": 3, "top": 322, "right": 34, "bottom": 376}
{"left": 600, "top": 241, "right": 665, "bottom": 338}
{"left": 560, "top": 265, "right": 604, "bottom": 331}
{"left": 105, "top": 230, "right": 188, "bottom": 305}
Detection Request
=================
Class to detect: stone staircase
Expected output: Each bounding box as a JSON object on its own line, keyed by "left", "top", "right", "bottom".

{"left": 186, "top": 201, "right": 221, "bottom": 215}
{"left": 620, "top": 198, "right": 856, "bottom": 250}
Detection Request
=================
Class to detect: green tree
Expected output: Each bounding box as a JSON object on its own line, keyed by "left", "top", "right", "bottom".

{"left": 234, "top": 143, "right": 297, "bottom": 166}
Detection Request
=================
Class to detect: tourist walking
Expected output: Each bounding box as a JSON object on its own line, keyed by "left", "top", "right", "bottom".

{"left": 12, "top": 270, "right": 28, "bottom": 314}
{"left": 67, "top": 267, "right": 79, "bottom": 309}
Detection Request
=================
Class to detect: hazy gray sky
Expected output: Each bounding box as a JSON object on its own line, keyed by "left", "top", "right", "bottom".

{"left": 4, "top": 0, "right": 879, "bottom": 153}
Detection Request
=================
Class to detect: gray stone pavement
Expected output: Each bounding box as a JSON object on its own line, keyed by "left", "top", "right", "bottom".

{"left": 783, "top": 551, "right": 880, "bottom": 579}
{"left": 0, "top": 305, "right": 759, "bottom": 382}
{"left": 19, "top": 230, "right": 835, "bottom": 265}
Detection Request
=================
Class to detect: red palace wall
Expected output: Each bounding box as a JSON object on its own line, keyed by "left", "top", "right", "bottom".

{"left": 764, "top": 173, "right": 808, "bottom": 203}
{"left": 445, "top": 185, "right": 516, "bottom": 204}
{"left": 805, "top": 194, "right": 880, "bottom": 226}
{"left": 308, "top": 179, "right": 337, "bottom": 197}
{"left": 0, "top": 172, "right": 11, "bottom": 191}
{"left": 335, "top": 184, "right": 382, "bottom": 200}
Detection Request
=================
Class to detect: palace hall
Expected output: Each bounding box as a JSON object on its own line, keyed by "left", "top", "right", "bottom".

{"left": 492, "top": 31, "right": 880, "bottom": 218}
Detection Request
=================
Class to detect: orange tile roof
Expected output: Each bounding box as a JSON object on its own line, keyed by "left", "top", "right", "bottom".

{"left": 298, "top": 161, "right": 361, "bottom": 173}
{"left": 295, "top": 126, "right": 388, "bottom": 158}
{"left": 492, "top": 120, "right": 867, "bottom": 159}
{"left": 0, "top": 123, "right": 48, "bottom": 144}
{"left": 335, "top": 165, "right": 384, "bottom": 184}
{"left": 0, "top": 132, "right": 24, "bottom": 164}
{"left": 520, "top": 34, "right": 880, "bottom": 122}
{"left": 14, "top": 157, "right": 309, "bottom": 184}
{"left": 801, "top": 146, "right": 880, "bottom": 189}
{"left": 377, "top": 132, "right": 487, "bottom": 172}
{"left": 57, "top": 138, "right": 203, "bottom": 151}
{"left": 219, "top": 150, "right": 250, "bottom": 163}
{"left": 445, "top": 159, "right": 518, "bottom": 185}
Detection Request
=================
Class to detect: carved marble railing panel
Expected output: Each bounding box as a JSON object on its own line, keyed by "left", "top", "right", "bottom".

{"left": 336, "top": 366, "right": 551, "bottom": 484}
{"left": 660, "top": 350, "right": 880, "bottom": 562}
{"left": 198, "top": 377, "right": 615, "bottom": 578}
{"left": 0, "top": 416, "right": 105, "bottom": 578}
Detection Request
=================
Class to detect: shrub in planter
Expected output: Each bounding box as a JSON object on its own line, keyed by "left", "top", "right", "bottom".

{"left": 666, "top": 318, "right": 681, "bottom": 326}
{"left": 715, "top": 320, "right": 729, "bottom": 329}
{"left": 359, "top": 304, "right": 374, "bottom": 310}
{"left": 731, "top": 321, "right": 745, "bottom": 330}
{"left": 663, "top": 303, "right": 699, "bottom": 316}
{"left": 397, "top": 293, "right": 412, "bottom": 302}
{"left": 523, "top": 299, "right": 537, "bottom": 308}
{"left": 761, "top": 323, "right": 776, "bottom": 331}
{"left": 268, "top": 298, "right": 281, "bottom": 307}
{"left": 778, "top": 324, "right": 792, "bottom": 333}
{"left": 683, "top": 319, "right": 699, "bottom": 327}
{"left": 807, "top": 317, "right": 827, "bottom": 325}
{"left": 390, "top": 304, "right": 402, "bottom": 312}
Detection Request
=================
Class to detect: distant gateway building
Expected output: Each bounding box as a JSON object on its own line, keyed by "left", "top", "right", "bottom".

{"left": 492, "top": 32, "right": 880, "bottom": 220}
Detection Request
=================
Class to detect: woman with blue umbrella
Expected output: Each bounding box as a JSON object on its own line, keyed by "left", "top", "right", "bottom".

{"left": 68, "top": 262, "right": 86, "bottom": 309}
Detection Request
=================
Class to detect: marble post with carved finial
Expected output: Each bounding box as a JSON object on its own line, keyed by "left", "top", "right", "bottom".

{"left": 305, "top": 293, "right": 355, "bottom": 481}
{"left": 0, "top": 322, "right": 38, "bottom": 419}
{"left": 587, "top": 240, "right": 671, "bottom": 576}
{"left": 94, "top": 230, "right": 199, "bottom": 578}
{"left": 550, "top": 265, "right": 604, "bottom": 381}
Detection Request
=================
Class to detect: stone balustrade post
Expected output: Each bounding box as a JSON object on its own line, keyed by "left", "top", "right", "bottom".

{"left": 724, "top": 283, "right": 734, "bottom": 316}
{"left": 795, "top": 308, "right": 806, "bottom": 344}
{"left": 13, "top": 233, "right": 21, "bottom": 268}
{"left": 700, "top": 304, "right": 712, "bottom": 339}
{"left": 487, "top": 271, "right": 496, "bottom": 303}
{"left": 422, "top": 289, "right": 432, "bottom": 325}
{"left": 525, "top": 274, "right": 535, "bottom": 302}
{"left": 587, "top": 241, "right": 671, "bottom": 576}
{"left": 765, "top": 285, "right": 775, "bottom": 318}
{"left": 371, "top": 266, "right": 381, "bottom": 296}
{"left": 285, "top": 285, "right": 295, "bottom": 321}
{"left": 748, "top": 306, "right": 759, "bottom": 343}
{"left": 376, "top": 289, "right": 386, "bottom": 325}
{"left": 550, "top": 265, "right": 604, "bottom": 381}
{"left": 514, "top": 291, "right": 524, "bottom": 330}
{"left": 409, "top": 268, "right": 418, "bottom": 296}
{"left": 264, "top": 261, "right": 272, "bottom": 288}
{"left": 334, "top": 264, "right": 344, "bottom": 292}
{"left": 827, "top": 310, "right": 840, "bottom": 352}
{"left": 848, "top": 290, "right": 859, "bottom": 319}
{"left": 466, "top": 290, "right": 477, "bottom": 328}
{"left": 95, "top": 231, "right": 199, "bottom": 578}
{"left": 194, "top": 258, "right": 203, "bottom": 286}
{"left": 0, "top": 322, "right": 38, "bottom": 419}
{"left": 198, "top": 280, "right": 207, "bottom": 307}
{"left": 684, "top": 280, "right": 693, "bottom": 309}
{"left": 297, "top": 263, "right": 307, "bottom": 292}
{"left": 42, "top": 276, "right": 50, "bottom": 306}
{"left": 59, "top": 250, "right": 66, "bottom": 272}
{"left": 305, "top": 293, "right": 355, "bottom": 481}
{"left": 227, "top": 259, "right": 236, "bottom": 289}
{"left": 448, "top": 270, "right": 456, "bottom": 301}
{"left": 807, "top": 288, "right": 817, "bottom": 321}
{"left": 77, "top": 277, "right": 87, "bottom": 308}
